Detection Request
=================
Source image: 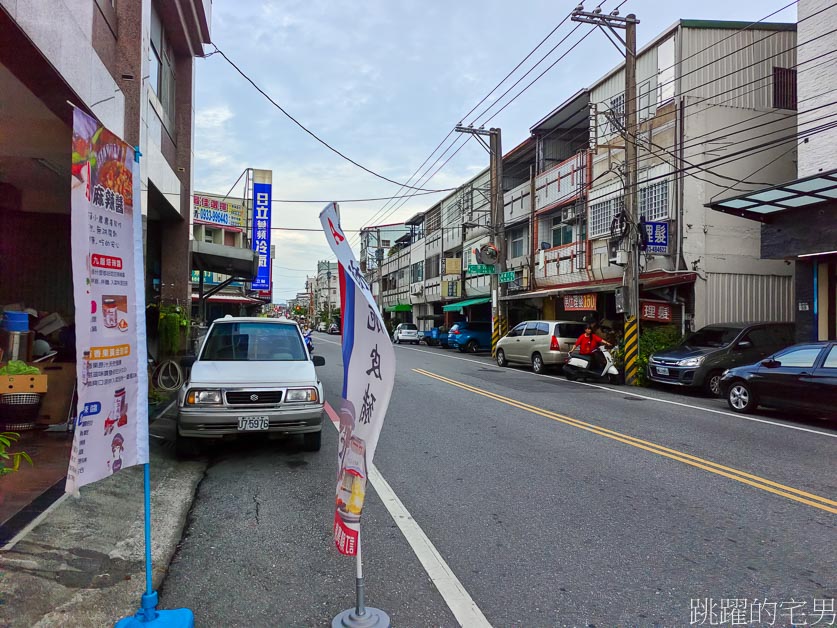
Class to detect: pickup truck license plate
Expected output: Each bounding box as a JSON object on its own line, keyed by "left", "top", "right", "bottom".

{"left": 238, "top": 417, "right": 269, "bottom": 431}
{"left": 656, "top": 366, "right": 670, "bottom": 376}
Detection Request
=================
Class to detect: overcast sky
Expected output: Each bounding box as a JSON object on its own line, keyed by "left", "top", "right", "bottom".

{"left": 193, "top": 0, "right": 797, "bottom": 303}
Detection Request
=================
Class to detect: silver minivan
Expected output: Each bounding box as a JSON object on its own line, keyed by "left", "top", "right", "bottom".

{"left": 495, "top": 320, "right": 588, "bottom": 373}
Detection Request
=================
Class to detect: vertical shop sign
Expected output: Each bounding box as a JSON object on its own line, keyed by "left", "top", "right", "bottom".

{"left": 67, "top": 109, "right": 148, "bottom": 493}
{"left": 251, "top": 182, "right": 272, "bottom": 291}
{"left": 320, "top": 203, "right": 395, "bottom": 556}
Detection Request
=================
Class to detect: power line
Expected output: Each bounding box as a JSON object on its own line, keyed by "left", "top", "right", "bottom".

{"left": 596, "top": 0, "right": 835, "bottom": 110}
{"left": 350, "top": 2, "right": 617, "bottom": 243}
{"left": 208, "top": 43, "right": 456, "bottom": 194}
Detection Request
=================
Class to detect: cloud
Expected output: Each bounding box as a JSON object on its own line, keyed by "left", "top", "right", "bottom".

{"left": 195, "top": 105, "right": 234, "bottom": 129}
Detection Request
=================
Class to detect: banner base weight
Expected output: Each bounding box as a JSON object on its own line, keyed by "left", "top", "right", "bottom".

{"left": 332, "top": 607, "right": 391, "bottom": 628}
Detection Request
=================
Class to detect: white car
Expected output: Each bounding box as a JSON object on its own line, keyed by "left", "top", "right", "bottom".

{"left": 177, "top": 317, "right": 325, "bottom": 457}
{"left": 393, "top": 323, "right": 419, "bottom": 344}
{"left": 317, "top": 322, "right": 327, "bottom": 332}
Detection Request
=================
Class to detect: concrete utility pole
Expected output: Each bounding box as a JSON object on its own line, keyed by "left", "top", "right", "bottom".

{"left": 572, "top": 5, "right": 641, "bottom": 385}
{"left": 454, "top": 125, "right": 506, "bottom": 352}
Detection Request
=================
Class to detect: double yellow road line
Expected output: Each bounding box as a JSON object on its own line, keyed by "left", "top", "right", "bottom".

{"left": 413, "top": 368, "right": 837, "bottom": 515}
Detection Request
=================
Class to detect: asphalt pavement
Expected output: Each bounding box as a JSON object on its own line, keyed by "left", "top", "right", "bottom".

{"left": 160, "top": 334, "right": 837, "bottom": 627}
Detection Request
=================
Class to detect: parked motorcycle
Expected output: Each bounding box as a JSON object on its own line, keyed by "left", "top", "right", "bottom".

{"left": 563, "top": 346, "right": 620, "bottom": 384}
{"left": 304, "top": 329, "right": 315, "bottom": 353}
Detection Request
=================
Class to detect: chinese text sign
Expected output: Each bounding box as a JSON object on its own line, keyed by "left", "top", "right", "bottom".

{"left": 252, "top": 182, "right": 272, "bottom": 291}
{"left": 320, "top": 203, "right": 395, "bottom": 556}
{"left": 67, "top": 109, "right": 149, "bottom": 493}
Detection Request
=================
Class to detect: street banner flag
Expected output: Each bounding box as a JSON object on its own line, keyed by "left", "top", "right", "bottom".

{"left": 67, "top": 109, "right": 149, "bottom": 493}
{"left": 320, "top": 203, "right": 395, "bottom": 556}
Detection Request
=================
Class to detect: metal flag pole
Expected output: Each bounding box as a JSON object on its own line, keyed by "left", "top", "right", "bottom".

{"left": 332, "top": 532, "right": 390, "bottom": 628}
{"left": 113, "top": 149, "right": 194, "bottom": 628}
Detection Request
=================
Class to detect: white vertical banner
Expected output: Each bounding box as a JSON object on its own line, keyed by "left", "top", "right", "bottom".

{"left": 66, "top": 108, "right": 149, "bottom": 493}
{"left": 320, "top": 203, "right": 395, "bottom": 556}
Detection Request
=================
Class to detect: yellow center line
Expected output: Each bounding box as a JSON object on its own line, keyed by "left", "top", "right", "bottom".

{"left": 413, "top": 368, "right": 837, "bottom": 515}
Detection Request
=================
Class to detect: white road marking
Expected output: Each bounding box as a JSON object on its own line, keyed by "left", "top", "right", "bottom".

{"left": 390, "top": 344, "right": 837, "bottom": 439}
{"left": 325, "top": 402, "right": 492, "bottom": 628}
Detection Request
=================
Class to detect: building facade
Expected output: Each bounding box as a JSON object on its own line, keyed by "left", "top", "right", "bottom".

{"left": 709, "top": 0, "right": 837, "bottom": 342}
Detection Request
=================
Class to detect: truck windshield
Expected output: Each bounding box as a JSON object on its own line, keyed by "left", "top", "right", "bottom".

{"left": 200, "top": 323, "right": 306, "bottom": 361}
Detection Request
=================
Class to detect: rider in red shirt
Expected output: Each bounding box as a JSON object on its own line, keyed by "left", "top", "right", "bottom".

{"left": 573, "top": 325, "right": 611, "bottom": 370}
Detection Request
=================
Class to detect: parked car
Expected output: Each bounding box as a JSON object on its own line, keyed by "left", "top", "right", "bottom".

{"left": 176, "top": 317, "right": 326, "bottom": 458}
{"left": 317, "top": 322, "right": 327, "bottom": 332}
{"left": 449, "top": 321, "right": 492, "bottom": 353}
{"left": 648, "top": 322, "right": 795, "bottom": 396}
{"left": 328, "top": 323, "right": 340, "bottom": 335}
{"left": 720, "top": 341, "right": 836, "bottom": 417}
{"left": 392, "top": 323, "right": 419, "bottom": 344}
{"left": 496, "top": 320, "right": 588, "bottom": 374}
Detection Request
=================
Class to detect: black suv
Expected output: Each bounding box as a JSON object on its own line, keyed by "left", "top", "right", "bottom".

{"left": 647, "top": 322, "right": 795, "bottom": 396}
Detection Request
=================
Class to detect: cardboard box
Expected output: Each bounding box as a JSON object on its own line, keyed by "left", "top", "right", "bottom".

{"left": 1, "top": 374, "right": 48, "bottom": 394}
{"left": 37, "top": 364, "right": 76, "bottom": 425}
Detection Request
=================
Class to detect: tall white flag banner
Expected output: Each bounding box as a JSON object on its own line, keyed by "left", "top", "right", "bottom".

{"left": 320, "top": 203, "right": 395, "bottom": 556}
{"left": 67, "top": 108, "right": 149, "bottom": 493}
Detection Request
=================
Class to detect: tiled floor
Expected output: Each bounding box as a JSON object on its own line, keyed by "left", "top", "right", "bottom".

{"left": 0, "top": 428, "right": 73, "bottom": 542}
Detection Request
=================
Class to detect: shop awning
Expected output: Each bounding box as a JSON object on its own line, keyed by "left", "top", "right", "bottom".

{"left": 190, "top": 293, "right": 265, "bottom": 305}
{"left": 706, "top": 167, "right": 837, "bottom": 222}
{"left": 385, "top": 304, "right": 412, "bottom": 313}
{"left": 442, "top": 297, "right": 491, "bottom": 311}
{"left": 190, "top": 240, "right": 259, "bottom": 279}
{"left": 500, "top": 272, "right": 697, "bottom": 301}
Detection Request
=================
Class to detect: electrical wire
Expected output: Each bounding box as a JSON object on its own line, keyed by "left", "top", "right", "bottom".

{"left": 597, "top": 0, "right": 834, "bottom": 110}
{"left": 208, "top": 43, "right": 456, "bottom": 194}
{"left": 349, "top": 1, "right": 617, "bottom": 243}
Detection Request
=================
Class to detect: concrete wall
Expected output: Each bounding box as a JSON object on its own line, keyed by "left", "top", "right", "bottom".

{"left": 0, "top": 0, "right": 125, "bottom": 134}
{"left": 798, "top": 0, "right": 837, "bottom": 176}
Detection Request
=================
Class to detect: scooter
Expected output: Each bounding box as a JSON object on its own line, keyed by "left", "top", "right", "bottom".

{"left": 563, "top": 346, "right": 620, "bottom": 384}
{"left": 304, "top": 329, "right": 314, "bottom": 353}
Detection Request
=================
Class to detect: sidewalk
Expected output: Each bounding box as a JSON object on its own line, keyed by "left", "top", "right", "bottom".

{"left": 0, "top": 409, "right": 206, "bottom": 628}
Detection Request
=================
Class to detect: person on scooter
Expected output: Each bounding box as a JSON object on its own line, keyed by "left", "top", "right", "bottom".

{"left": 572, "top": 325, "right": 612, "bottom": 372}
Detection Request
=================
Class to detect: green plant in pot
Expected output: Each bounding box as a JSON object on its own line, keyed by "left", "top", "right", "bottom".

{"left": 0, "top": 432, "right": 32, "bottom": 476}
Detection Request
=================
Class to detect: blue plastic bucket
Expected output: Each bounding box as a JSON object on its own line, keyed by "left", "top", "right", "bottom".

{"left": 2, "top": 311, "right": 30, "bottom": 332}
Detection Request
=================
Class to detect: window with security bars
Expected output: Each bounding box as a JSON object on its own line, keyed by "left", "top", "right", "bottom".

{"left": 773, "top": 67, "right": 797, "bottom": 110}
{"left": 589, "top": 198, "right": 619, "bottom": 238}
{"left": 638, "top": 180, "right": 669, "bottom": 222}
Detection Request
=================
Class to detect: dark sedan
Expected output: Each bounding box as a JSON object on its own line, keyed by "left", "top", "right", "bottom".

{"left": 719, "top": 341, "right": 837, "bottom": 418}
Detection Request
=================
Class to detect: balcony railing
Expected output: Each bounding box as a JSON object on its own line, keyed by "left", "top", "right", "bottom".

{"left": 534, "top": 240, "right": 587, "bottom": 281}
{"left": 503, "top": 180, "right": 531, "bottom": 224}
{"left": 535, "top": 151, "right": 587, "bottom": 213}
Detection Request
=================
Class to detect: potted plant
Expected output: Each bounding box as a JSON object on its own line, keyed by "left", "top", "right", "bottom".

{"left": 0, "top": 432, "right": 32, "bottom": 476}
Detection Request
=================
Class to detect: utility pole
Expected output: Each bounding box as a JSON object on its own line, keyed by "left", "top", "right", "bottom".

{"left": 454, "top": 125, "right": 506, "bottom": 354}
{"left": 572, "top": 4, "right": 641, "bottom": 385}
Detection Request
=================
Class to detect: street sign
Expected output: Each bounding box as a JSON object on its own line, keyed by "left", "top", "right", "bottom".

{"left": 468, "top": 264, "right": 495, "bottom": 274}
{"left": 498, "top": 271, "right": 516, "bottom": 283}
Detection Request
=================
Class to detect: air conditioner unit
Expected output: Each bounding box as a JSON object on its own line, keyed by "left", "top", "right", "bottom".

{"left": 561, "top": 206, "right": 577, "bottom": 223}
{"left": 608, "top": 238, "right": 620, "bottom": 265}
{"left": 411, "top": 284, "right": 423, "bottom": 296}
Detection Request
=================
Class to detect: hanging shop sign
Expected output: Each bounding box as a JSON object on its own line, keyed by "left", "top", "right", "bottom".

{"left": 321, "top": 203, "right": 395, "bottom": 557}
{"left": 67, "top": 108, "right": 149, "bottom": 492}
{"left": 640, "top": 300, "right": 673, "bottom": 322}
{"left": 441, "top": 257, "right": 462, "bottom": 275}
{"left": 192, "top": 193, "right": 245, "bottom": 228}
{"left": 441, "top": 279, "right": 461, "bottom": 298}
{"left": 564, "top": 293, "right": 597, "bottom": 311}
{"left": 251, "top": 182, "right": 272, "bottom": 292}
{"left": 643, "top": 221, "right": 669, "bottom": 254}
